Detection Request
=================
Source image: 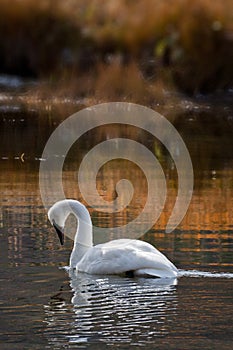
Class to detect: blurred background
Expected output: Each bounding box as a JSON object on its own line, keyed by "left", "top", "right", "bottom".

{"left": 0, "top": 0, "right": 232, "bottom": 102}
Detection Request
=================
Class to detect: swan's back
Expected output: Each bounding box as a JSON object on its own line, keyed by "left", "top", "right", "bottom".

{"left": 76, "top": 239, "right": 177, "bottom": 278}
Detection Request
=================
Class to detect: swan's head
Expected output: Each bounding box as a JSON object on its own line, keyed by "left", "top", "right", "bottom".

{"left": 48, "top": 199, "right": 93, "bottom": 248}
{"left": 48, "top": 200, "right": 72, "bottom": 245}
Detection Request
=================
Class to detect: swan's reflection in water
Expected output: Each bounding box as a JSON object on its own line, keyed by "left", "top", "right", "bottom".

{"left": 44, "top": 272, "right": 177, "bottom": 347}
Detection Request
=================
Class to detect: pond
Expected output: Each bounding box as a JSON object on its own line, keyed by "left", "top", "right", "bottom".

{"left": 0, "top": 92, "right": 232, "bottom": 349}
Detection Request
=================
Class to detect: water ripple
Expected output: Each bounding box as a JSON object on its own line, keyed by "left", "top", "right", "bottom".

{"left": 178, "top": 269, "right": 233, "bottom": 279}
{"left": 44, "top": 273, "right": 177, "bottom": 347}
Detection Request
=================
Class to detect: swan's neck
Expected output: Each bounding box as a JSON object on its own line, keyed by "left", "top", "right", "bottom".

{"left": 68, "top": 200, "right": 93, "bottom": 268}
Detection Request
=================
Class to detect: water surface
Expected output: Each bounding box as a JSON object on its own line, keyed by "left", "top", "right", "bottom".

{"left": 0, "top": 96, "right": 232, "bottom": 349}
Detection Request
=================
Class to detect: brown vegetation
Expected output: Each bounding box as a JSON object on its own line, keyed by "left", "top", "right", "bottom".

{"left": 0, "top": 0, "right": 232, "bottom": 98}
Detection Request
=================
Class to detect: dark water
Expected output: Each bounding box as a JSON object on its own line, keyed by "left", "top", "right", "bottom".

{"left": 0, "top": 93, "right": 233, "bottom": 349}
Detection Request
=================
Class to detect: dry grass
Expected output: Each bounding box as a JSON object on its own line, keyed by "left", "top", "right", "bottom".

{"left": 20, "top": 60, "right": 175, "bottom": 110}
{"left": 0, "top": 0, "right": 232, "bottom": 95}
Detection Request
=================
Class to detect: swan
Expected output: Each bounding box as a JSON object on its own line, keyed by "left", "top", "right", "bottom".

{"left": 48, "top": 199, "right": 178, "bottom": 278}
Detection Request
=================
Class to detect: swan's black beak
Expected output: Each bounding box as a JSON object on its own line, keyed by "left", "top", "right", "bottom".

{"left": 53, "top": 222, "right": 64, "bottom": 245}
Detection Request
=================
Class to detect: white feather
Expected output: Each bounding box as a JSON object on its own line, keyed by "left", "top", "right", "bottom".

{"left": 48, "top": 200, "right": 178, "bottom": 278}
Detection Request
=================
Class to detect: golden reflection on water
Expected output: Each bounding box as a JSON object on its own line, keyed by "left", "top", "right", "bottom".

{"left": 0, "top": 107, "right": 232, "bottom": 268}
{"left": 0, "top": 156, "right": 232, "bottom": 268}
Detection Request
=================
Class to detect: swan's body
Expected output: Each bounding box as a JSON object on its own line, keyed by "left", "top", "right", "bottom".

{"left": 48, "top": 199, "right": 178, "bottom": 278}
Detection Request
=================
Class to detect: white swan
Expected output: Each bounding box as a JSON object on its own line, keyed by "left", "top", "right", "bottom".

{"left": 48, "top": 199, "right": 178, "bottom": 278}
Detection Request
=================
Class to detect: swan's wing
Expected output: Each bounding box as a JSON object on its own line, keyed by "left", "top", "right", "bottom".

{"left": 76, "top": 239, "right": 177, "bottom": 277}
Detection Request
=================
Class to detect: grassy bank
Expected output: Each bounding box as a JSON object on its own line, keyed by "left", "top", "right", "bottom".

{"left": 0, "top": 0, "right": 232, "bottom": 98}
